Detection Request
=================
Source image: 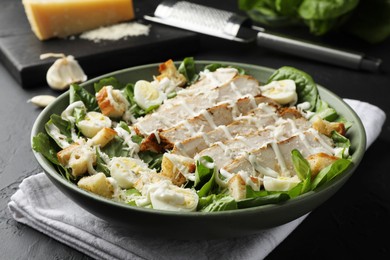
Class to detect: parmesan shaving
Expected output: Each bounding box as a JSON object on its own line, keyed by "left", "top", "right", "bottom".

{"left": 80, "top": 22, "right": 151, "bottom": 43}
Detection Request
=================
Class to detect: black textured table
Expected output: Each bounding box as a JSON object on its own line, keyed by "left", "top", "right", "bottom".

{"left": 1, "top": 1, "right": 389, "bottom": 259}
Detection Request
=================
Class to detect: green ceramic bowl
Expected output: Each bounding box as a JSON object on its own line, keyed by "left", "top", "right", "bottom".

{"left": 31, "top": 61, "right": 366, "bottom": 239}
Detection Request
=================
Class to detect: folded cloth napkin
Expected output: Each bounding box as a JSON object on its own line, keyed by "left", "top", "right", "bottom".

{"left": 8, "top": 99, "right": 386, "bottom": 260}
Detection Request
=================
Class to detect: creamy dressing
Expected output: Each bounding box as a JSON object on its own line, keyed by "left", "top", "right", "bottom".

{"left": 46, "top": 123, "right": 71, "bottom": 148}
{"left": 218, "top": 125, "right": 234, "bottom": 140}
{"left": 271, "top": 141, "right": 291, "bottom": 177}
{"left": 247, "top": 154, "right": 279, "bottom": 178}
{"left": 164, "top": 153, "right": 194, "bottom": 180}
{"left": 114, "top": 125, "right": 141, "bottom": 156}
{"left": 238, "top": 170, "right": 260, "bottom": 191}
{"left": 308, "top": 128, "right": 336, "bottom": 154}
{"left": 105, "top": 85, "right": 129, "bottom": 114}
{"left": 201, "top": 109, "right": 218, "bottom": 129}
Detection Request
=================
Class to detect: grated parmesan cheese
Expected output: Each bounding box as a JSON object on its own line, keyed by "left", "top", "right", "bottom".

{"left": 79, "top": 22, "right": 151, "bottom": 43}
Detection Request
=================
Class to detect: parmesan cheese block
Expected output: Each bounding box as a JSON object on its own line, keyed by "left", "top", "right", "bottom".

{"left": 22, "top": 0, "right": 135, "bottom": 40}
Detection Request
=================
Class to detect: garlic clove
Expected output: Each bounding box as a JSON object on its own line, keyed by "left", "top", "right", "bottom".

{"left": 41, "top": 53, "right": 87, "bottom": 90}
{"left": 28, "top": 95, "right": 57, "bottom": 108}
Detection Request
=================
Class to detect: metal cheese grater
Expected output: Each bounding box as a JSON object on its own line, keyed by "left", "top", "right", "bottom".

{"left": 144, "top": 1, "right": 381, "bottom": 72}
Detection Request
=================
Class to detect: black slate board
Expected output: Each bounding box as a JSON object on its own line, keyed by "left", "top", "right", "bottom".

{"left": 0, "top": 0, "right": 199, "bottom": 88}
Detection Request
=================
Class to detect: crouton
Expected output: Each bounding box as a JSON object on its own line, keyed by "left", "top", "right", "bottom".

{"left": 156, "top": 59, "right": 187, "bottom": 88}
{"left": 161, "top": 153, "right": 195, "bottom": 186}
{"left": 312, "top": 117, "right": 345, "bottom": 136}
{"left": 96, "top": 85, "right": 128, "bottom": 118}
{"left": 90, "top": 127, "right": 117, "bottom": 147}
{"left": 78, "top": 172, "right": 114, "bottom": 198}
{"left": 57, "top": 144, "right": 96, "bottom": 177}
{"left": 306, "top": 153, "right": 339, "bottom": 178}
{"left": 227, "top": 174, "right": 246, "bottom": 201}
{"left": 57, "top": 143, "right": 80, "bottom": 166}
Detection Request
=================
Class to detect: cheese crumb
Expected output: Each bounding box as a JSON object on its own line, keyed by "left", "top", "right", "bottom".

{"left": 80, "top": 22, "right": 151, "bottom": 43}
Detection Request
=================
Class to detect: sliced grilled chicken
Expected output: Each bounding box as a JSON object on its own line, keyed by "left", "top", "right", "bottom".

{"left": 171, "top": 105, "right": 308, "bottom": 158}
{"left": 222, "top": 129, "right": 335, "bottom": 178}
{"left": 141, "top": 95, "right": 277, "bottom": 152}
{"left": 196, "top": 117, "right": 311, "bottom": 169}
{"left": 134, "top": 74, "right": 261, "bottom": 135}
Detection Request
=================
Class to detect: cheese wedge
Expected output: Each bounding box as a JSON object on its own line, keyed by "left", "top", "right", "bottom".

{"left": 22, "top": 0, "right": 135, "bottom": 40}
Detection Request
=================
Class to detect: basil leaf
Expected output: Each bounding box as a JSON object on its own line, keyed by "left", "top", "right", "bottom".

{"left": 94, "top": 77, "right": 124, "bottom": 92}
{"left": 298, "top": 0, "right": 359, "bottom": 20}
{"left": 45, "top": 114, "right": 73, "bottom": 148}
{"left": 101, "top": 136, "right": 130, "bottom": 158}
{"left": 276, "top": 0, "right": 302, "bottom": 16}
{"left": 70, "top": 83, "right": 99, "bottom": 112}
{"left": 291, "top": 149, "right": 311, "bottom": 180}
{"left": 32, "top": 132, "right": 60, "bottom": 165}
{"left": 200, "top": 195, "right": 237, "bottom": 212}
{"left": 314, "top": 99, "right": 338, "bottom": 121}
{"left": 178, "top": 57, "right": 198, "bottom": 85}
{"left": 32, "top": 132, "right": 74, "bottom": 181}
{"left": 194, "top": 156, "right": 217, "bottom": 197}
{"left": 95, "top": 148, "right": 110, "bottom": 176}
{"left": 237, "top": 193, "right": 290, "bottom": 208}
{"left": 138, "top": 151, "right": 163, "bottom": 171}
{"left": 311, "top": 158, "right": 352, "bottom": 190}
{"left": 204, "top": 63, "right": 246, "bottom": 75}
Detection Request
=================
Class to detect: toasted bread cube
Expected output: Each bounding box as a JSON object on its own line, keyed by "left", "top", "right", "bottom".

{"left": 306, "top": 153, "right": 339, "bottom": 177}
{"left": 57, "top": 144, "right": 96, "bottom": 177}
{"left": 312, "top": 117, "right": 345, "bottom": 137}
{"left": 90, "top": 127, "right": 117, "bottom": 147}
{"left": 156, "top": 59, "right": 187, "bottom": 88}
{"left": 96, "top": 86, "right": 128, "bottom": 118}
{"left": 161, "top": 153, "right": 195, "bottom": 186}
{"left": 227, "top": 174, "right": 246, "bottom": 201}
{"left": 133, "top": 172, "right": 170, "bottom": 192}
{"left": 57, "top": 143, "right": 80, "bottom": 166}
{"left": 78, "top": 172, "right": 114, "bottom": 198}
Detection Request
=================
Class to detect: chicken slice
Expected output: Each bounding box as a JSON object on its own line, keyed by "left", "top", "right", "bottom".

{"left": 223, "top": 129, "right": 335, "bottom": 178}
{"left": 134, "top": 74, "right": 261, "bottom": 135}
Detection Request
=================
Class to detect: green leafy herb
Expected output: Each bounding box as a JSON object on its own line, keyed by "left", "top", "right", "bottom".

{"left": 45, "top": 114, "right": 73, "bottom": 148}
{"left": 311, "top": 158, "right": 352, "bottom": 189}
{"left": 237, "top": 193, "right": 290, "bottom": 208}
{"left": 178, "top": 57, "right": 199, "bottom": 85}
{"left": 204, "top": 63, "right": 246, "bottom": 75}
{"left": 94, "top": 77, "right": 124, "bottom": 92}
{"left": 32, "top": 132, "right": 60, "bottom": 165}
{"left": 194, "top": 156, "right": 217, "bottom": 197}
{"left": 291, "top": 149, "right": 311, "bottom": 180}
{"left": 199, "top": 194, "right": 238, "bottom": 212}
{"left": 238, "top": 0, "right": 390, "bottom": 42}
{"left": 138, "top": 151, "right": 164, "bottom": 171}
{"left": 70, "top": 83, "right": 99, "bottom": 111}
{"left": 267, "top": 66, "right": 318, "bottom": 111}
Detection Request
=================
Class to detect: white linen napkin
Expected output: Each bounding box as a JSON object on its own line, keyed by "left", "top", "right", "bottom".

{"left": 8, "top": 99, "right": 386, "bottom": 260}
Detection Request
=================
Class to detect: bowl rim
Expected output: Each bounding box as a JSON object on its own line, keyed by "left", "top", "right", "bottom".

{"left": 31, "top": 60, "right": 367, "bottom": 218}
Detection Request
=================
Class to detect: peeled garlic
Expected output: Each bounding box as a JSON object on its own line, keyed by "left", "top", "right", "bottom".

{"left": 28, "top": 95, "right": 57, "bottom": 108}
{"left": 40, "top": 53, "right": 87, "bottom": 90}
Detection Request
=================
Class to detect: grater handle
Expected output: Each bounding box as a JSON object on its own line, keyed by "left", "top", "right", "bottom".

{"left": 256, "top": 31, "right": 381, "bottom": 72}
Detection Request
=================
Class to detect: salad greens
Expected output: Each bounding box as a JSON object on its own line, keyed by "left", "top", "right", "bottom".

{"left": 32, "top": 57, "right": 354, "bottom": 212}
{"left": 238, "top": 0, "right": 390, "bottom": 43}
